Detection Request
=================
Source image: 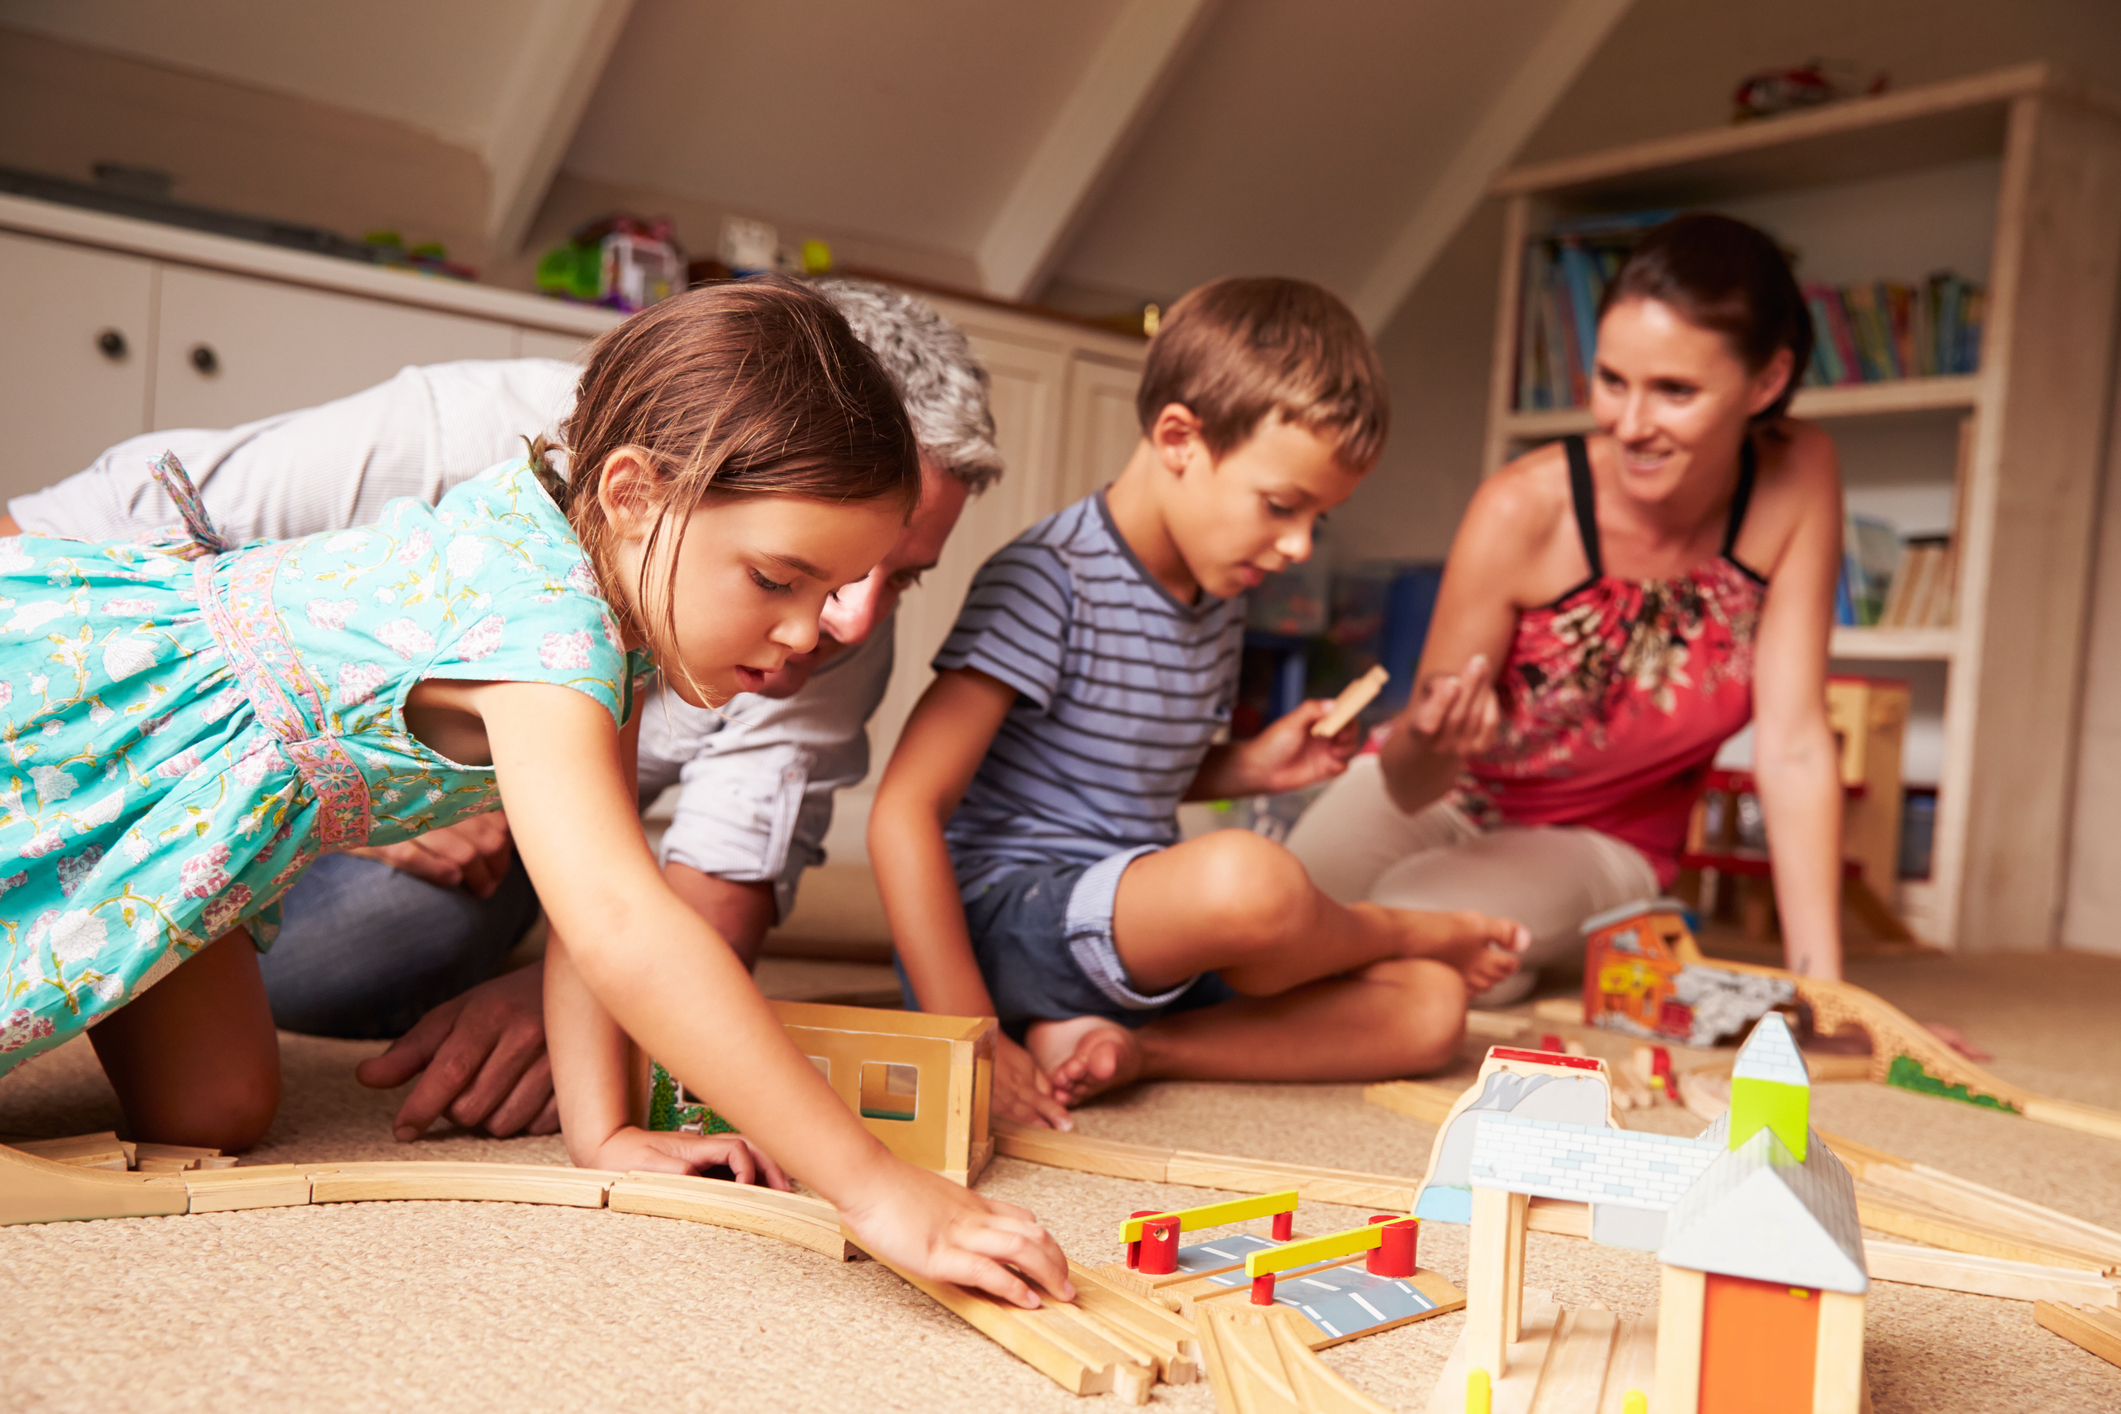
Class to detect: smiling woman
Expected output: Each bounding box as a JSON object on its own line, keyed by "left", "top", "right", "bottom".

{"left": 1286, "top": 213, "right": 1851, "bottom": 991}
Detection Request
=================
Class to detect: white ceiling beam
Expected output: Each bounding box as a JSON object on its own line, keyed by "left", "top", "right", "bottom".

{"left": 483, "top": 0, "right": 638, "bottom": 258}
{"left": 1350, "top": 0, "right": 1635, "bottom": 334}
{"left": 976, "top": 0, "right": 1221, "bottom": 303}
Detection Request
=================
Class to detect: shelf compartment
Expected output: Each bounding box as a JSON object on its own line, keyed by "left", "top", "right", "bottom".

{"left": 1829, "top": 626, "right": 1958, "bottom": 662}
{"left": 1504, "top": 375, "right": 1981, "bottom": 440}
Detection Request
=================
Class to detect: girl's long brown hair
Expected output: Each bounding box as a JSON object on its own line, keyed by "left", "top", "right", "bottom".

{"left": 528, "top": 276, "right": 920, "bottom": 688}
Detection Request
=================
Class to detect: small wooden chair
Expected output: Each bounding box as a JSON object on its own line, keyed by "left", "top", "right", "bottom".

{"left": 1679, "top": 677, "right": 1914, "bottom": 943}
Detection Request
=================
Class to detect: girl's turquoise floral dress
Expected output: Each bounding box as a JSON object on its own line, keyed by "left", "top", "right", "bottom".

{"left": 0, "top": 456, "right": 650, "bottom": 1076}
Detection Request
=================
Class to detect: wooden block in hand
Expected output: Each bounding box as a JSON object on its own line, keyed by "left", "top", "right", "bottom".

{"left": 1312, "top": 666, "right": 1390, "bottom": 738}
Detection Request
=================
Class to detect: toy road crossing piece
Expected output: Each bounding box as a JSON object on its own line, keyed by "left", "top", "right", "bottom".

{"left": 1313, "top": 665, "right": 1390, "bottom": 737}
{"left": 1122, "top": 1190, "right": 1301, "bottom": 1278}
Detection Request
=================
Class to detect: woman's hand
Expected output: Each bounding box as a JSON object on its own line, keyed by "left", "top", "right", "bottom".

{"left": 589, "top": 1125, "right": 792, "bottom": 1189}
{"left": 839, "top": 1157, "right": 1074, "bottom": 1310}
{"left": 1402, "top": 652, "right": 1499, "bottom": 760}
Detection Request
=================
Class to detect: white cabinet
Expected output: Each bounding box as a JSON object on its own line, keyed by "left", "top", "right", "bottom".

{"left": 515, "top": 326, "right": 594, "bottom": 362}
{"left": 151, "top": 265, "right": 514, "bottom": 431}
{"left": 0, "top": 230, "right": 157, "bottom": 498}
{"left": 840, "top": 293, "right": 1146, "bottom": 830}
{"left": 0, "top": 192, "right": 618, "bottom": 508}
{"left": 1060, "top": 352, "right": 1148, "bottom": 506}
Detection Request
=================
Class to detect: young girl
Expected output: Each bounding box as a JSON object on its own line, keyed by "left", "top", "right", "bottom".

{"left": 0, "top": 277, "right": 1071, "bottom": 1309}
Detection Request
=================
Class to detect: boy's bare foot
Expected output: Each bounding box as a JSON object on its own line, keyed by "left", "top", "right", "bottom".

{"left": 1375, "top": 906, "right": 1529, "bottom": 993}
{"left": 1026, "top": 1016, "right": 1145, "bottom": 1107}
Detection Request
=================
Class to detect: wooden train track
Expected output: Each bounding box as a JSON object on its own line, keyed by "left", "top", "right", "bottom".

{"left": 1701, "top": 958, "right": 2121, "bottom": 1142}
{"left": 0, "top": 1139, "right": 1196, "bottom": 1404}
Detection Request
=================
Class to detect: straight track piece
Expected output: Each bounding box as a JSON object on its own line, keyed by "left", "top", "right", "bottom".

{"left": 1164, "top": 1151, "right": 1416, "bottom": 1210}
{"left": 308, "top": 1161, "right": 618, "bottom": 1209}
{"left": 991, "top": 1119, "right": 1173, "bottom": 1182}
{"left": 879, "top": 1257, "right": 1156, "bottom": 1403}
{"left": 1362, "top": 1081, "right": 1467, "bottom": 1126}
{"left": 1855, "top": 1183, "right": 2120, "bottom": 1272}
{"left": 1425, "top": 1298, "right": 1564, "bottom": 1414}
{"left": 10, "top": 1132, "right": 129, "bottom": 1170}
{"left": 2034, "top": 1301, "right": 2121, "bottom": 1367}
{"left": 1596, "top": 1317, "right": 1658, "bottom": 1414}
{"left": 1066, "top": 1261, "right": 1203, "bottom": 1383}
{"left": 183, "top": 1164, "right": 316, "bottom": 1213}
{"left": 1864, "top": 1239, "right": 2121, "bottom": 1305}
{"left": 1530, "top": 1306, "right": 1617, "bottom": 1411}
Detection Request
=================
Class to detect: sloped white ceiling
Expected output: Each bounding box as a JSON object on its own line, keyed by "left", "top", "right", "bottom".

{"left": 0, "top": 0, "right": 566, "bottom": 152}
{"left": 1053, "top": 0, "right": 1574, "bottom": 304}
{"left": 563, "top": 0, "right": 1128, "bottom": 258}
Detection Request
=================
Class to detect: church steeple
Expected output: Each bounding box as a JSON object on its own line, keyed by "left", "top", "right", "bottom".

{"left": 1728, "top": 1012, "right": 1811, "bottom": 1160}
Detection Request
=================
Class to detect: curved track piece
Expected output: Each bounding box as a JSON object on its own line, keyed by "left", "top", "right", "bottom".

{"left": 1708, "top": 960, "right": 2121, "bottom": 1140}
{"left": 0, "top": 1141, "right": 187, "bottom": 1224}
{"left": 1196, "top": 1302, "right": 1391, "bottom": 1414}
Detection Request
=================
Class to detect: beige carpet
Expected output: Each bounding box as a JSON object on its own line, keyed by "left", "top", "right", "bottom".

{"left": 5, "top": 952, "right": 2121, "bottom": 1412}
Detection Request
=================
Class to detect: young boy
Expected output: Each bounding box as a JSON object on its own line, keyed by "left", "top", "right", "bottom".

{"left": 869, "top": 278, "right": 1529, "bottom": 1129}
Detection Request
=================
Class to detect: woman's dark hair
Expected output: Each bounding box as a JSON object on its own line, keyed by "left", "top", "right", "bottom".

{"left": 1599, "top": 212, "right": 1813, "bottom": 425}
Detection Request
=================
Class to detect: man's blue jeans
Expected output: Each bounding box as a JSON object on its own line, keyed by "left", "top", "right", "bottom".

{"left": 256, "top": 853, "right": 541, "bottom": 1039}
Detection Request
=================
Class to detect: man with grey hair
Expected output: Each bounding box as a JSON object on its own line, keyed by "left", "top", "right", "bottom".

{"left": 3, "top": 277, "right": 1038, "bottom": 1138}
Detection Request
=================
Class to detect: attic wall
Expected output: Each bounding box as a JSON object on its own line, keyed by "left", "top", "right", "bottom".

{"left": 0, "top": 27, "right": 491, "bottom": 271}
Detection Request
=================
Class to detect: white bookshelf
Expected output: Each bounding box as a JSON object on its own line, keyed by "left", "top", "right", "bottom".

{"left": 1479, "top": 64, "right": 2121, "bottom": 951}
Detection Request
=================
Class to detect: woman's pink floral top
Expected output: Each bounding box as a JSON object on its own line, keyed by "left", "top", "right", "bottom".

{"left": 1454, "top": 435, "right": 1767, "bottom": 884}
{"left": 0, "top": 458, "right": 651, "bottom": 1074}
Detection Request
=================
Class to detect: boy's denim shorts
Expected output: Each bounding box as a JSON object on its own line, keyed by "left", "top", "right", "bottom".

{"left": 926, "top": 844, "right": 1234, "bottom": 1038}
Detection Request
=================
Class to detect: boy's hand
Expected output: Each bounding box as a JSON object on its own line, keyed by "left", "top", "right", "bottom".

{"left": 1212, "top": 698, "right": 1362, "bottom": 797}
{"left": 589, "top": 1125, "right": 792, "bottom": 1190}
{"left": 1403, "top": 653, "right": 1498, "bottom": 760}
{"left": 995, "top": 1034, "right": 1074, "bottom": 1131}
{"left": 839, "top": 1158, "right": 1074, "bottom": 1311}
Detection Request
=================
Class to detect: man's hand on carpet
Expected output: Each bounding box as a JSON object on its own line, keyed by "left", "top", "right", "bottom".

{"left": 993, "top": 1033, "right": 1073, "bottom": 1131}
{"left": 592, "top": 1127, "right": 791, "bottom": 1189}
{"left": 355, "top": 963, "right": 556, "bottom": 1141}
{"left": 349, "top": 812, "right": 514, "bottom": 897}
{"left": 837, "top": 1160, "right": 1073, "bottom": 1311}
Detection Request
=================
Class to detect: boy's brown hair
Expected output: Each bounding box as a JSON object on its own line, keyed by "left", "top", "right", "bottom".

{"left": 1135, "top": 277, "right": 1389, "bottom": 471}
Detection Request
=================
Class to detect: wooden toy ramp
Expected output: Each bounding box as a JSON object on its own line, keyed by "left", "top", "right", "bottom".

{"left": 1702, "top": 958, "right": 2121, "bottom": 1141}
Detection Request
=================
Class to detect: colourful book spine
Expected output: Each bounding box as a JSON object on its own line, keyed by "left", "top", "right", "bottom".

{"left": 1823, "top": 287, "right": 1863, "bottom": 385}
{"left": 1802, "top": 285, "right": 1847, "bottom": 385}
{"left": 1558, "top": 241, "right": 1604, "bottom": 391}
{"left": 1518, "top": 242, "right": 1547, "bottom": 409}
{"left": 1885, "top": 282, "right": 1915, "bottom": 380}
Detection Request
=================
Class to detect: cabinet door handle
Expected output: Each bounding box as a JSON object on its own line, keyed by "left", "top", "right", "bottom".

{"left": 189, "top": 343, "right": 220, "bottom": 375}
{"left": 96, "top": 328, "right": 128, "bottom": 361}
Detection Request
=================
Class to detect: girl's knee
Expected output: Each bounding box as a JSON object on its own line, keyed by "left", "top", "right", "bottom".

{"left": 146, "top": 1062, "right": 281, "bottom": 1152}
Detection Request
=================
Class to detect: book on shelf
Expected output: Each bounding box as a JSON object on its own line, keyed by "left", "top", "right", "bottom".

{"left": 1512, "top": 210, "right": 1673, "bottom": 411}
{"left": 1798, "top": 273, "right": 1985, "bottom": 389}
{"left": 1839, "top": 513, "right": 1904, "bottom": 627}
{"left": 1876, "top": 536, "right": 1956, "bottom": 630}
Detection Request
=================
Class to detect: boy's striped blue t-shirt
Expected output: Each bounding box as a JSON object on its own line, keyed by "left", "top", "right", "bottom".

{"left": 935, "top": 491, "right": 1244, "bottom": 893}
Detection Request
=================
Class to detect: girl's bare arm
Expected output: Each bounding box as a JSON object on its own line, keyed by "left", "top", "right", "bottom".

{"left": 473, "top": 678, "right": 1071, "bottom": 1307}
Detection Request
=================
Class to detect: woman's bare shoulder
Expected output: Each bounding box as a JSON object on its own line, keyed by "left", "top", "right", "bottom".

{"left": 1756, "top": 417, "right": 1843, "bottom": 494}
{"left": 1465, "top": 440, "right": 1574, "bottom": 547}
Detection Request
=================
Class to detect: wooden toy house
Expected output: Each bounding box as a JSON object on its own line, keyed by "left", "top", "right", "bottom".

{"left": 637, "top": 1002, "right": 996, "bottom": 1186}
{"left": 1582, "top": 898, "right": 1698, "bottom": 1041}
{"left": 1655, "top": 1017, "right": 1868, "bottom": 1414}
